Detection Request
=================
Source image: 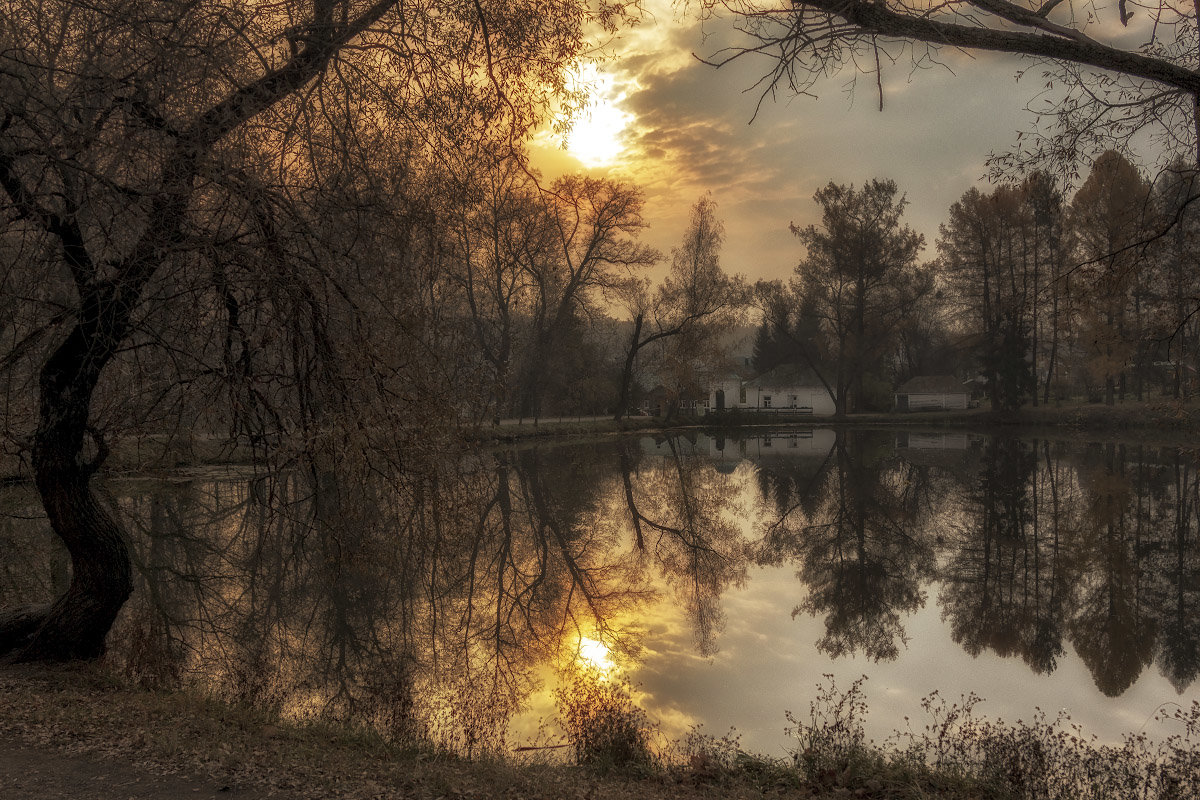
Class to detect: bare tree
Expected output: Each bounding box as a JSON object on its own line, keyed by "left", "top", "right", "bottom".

{"left": 613, "top": 194, "right": 749, "bottom": 420}
{"left": 703, "top": 1, "right": 1200, "bottom": 174}
{"left": 0, "top": 0, "right": 640, "bottom": 662}
{"left": 517, "top": 175, "right": 658, "bottom": 419}
{"left": 449, "top": 159, "right": 546, "bottom": 425}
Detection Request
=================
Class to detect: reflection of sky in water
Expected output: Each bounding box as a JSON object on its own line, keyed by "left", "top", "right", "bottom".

{"left": 513, "top": 431, "right": 1196, "bottom": 755}
{"left": 634, "top": 568, "right": 1186, "bottom": 755}
{"left": 5, "top": 429, "right": 1198, "bottom": 758}
{"left": 514, "top": 561, "right": 1190, "bottom": 756}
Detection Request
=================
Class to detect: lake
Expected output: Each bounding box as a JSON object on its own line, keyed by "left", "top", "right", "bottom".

{"left": 2, "top": 428, "right": 1197, "bottom": 758}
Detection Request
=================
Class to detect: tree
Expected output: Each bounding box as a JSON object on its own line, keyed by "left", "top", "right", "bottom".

{"left": 1069, "top": 151, "right": 1152, "bottom": 404}
{"left": 705, "top": 1, "right": 1200, "bottom": 174}
{"left": 516, "top": 174, "right": 658, "bottom": 419}
{"left": 792, "top": 179, "right": 928, "bottom": 415}
{"left": 1025, "top": 171, "right": 1071, "bottom": 404}
{"left": 0, "top": 0, "right": 639, "bottom": 662}
{"left": 937, "top": 178, "right": 1061, "bottom": 410}
{"left": 1150, "top": 162, "right": 1200, "bottom": 399}
{"left": 751, "top": 281, "right": 830, "bottom": 377}
{"left": 613, "top": 194, "right": 748, "bottom": 420}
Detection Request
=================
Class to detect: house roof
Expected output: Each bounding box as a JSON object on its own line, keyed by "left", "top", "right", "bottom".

{"left": 896, "top": 375, "right": 967, "bottom": 395}
{"left": 713, "top": 363, "right": 756, "bottom": 381}
{"left": 746, "top": 363, "right": 824, "bottom": 389}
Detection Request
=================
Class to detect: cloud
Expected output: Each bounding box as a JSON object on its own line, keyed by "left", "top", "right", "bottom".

{"left": 532, "top": 10, "right": 1063, "bottom": 283}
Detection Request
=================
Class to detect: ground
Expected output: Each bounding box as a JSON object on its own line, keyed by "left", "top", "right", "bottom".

{"left": 0, "top": 740, "right": 258, "bottom": 799}
{"left": 0, "top": 664, "right": 838, "bottom": 800}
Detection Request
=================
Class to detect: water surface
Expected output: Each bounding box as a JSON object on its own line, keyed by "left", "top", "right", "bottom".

{"left": 2, "top": 428, "right": 1196, "bottom": 756}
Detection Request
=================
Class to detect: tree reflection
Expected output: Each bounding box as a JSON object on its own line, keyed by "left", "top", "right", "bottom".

{"left": 1154, "top": 452, "right": 1200, "bottom": 690}
{"left": 789, "top": 431, "right": 936, "bottom": 661}
{"left": 940, "top": 437, "right": 1076, "bottom": 675}
{"left": 1070, "top": 444, "right": 1160, "bottom": 696}
{"left": 3, "top": 430, "right": 1200, "bottom": 743}
{"left": 618, "top": 436, "right": 748, "bottom": 657}
{"left": 65, "top": 447, "right": 656, "bottom": 753}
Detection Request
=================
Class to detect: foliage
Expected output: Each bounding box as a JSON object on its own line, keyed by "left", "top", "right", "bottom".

{"left": 1069, "top": 151, "right": 1153, "bottom": 405}
{"left": 937, "top": 175, "right": 1063, "bottom": 411}
{"left": 980, "top": 310, "right": 1036, "bottom": 412}
{"left": 893, "top": 690, "right": 1200, "bottom": 799}
{"left": 791, "top": 178, "right": 929, "bottom": 414}
{"left": 554, "top": 666, "right": 656, "bottom": 772}
{"left": 786, "top": 674, "right": 877, "bottom": 783}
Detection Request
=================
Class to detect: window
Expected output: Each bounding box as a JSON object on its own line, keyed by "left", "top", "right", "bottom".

{"left": 763, "top": 395, "right": 772, "bottom": 408}
{"left": 789, "top": 394, "right": 798, "bottom": 408}
{"left": 739, "top": 386, "right": 747, "bottom": 404}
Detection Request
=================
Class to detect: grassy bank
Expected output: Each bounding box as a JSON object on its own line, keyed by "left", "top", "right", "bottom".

{"left": 2, "top": 665, "right": 1196, "bottom": 800}
{"left": 701, "top": 398, "right": 1200, "bottom": 441}
{"left": 835, "top": 399, "right": 1200, "bottom": 431}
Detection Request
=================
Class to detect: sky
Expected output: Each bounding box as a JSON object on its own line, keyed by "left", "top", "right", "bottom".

{"left": 526, "top": 3, "right": 1061, "bottom": 285}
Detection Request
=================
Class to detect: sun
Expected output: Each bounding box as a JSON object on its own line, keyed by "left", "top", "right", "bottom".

{"left": 576, "top": 635, "right": 617, "bottom": 673}
{"left": 564, "top": 66, "right": 631, "bottom": 168}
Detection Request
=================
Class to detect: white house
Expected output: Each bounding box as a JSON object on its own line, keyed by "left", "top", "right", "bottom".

{"left": 708, "top": 364, "right": 836, "bottom": 416}
{"left": 744, "top": 364, "right": 836, "bottom": 415}
{"left": 707, "top": 364, "right": 754, "bottom": 412}
{"left": 894, "top": 375, "right": 969, "bottom": 411}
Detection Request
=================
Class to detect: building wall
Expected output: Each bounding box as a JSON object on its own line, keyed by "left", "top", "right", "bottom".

{"left": 709, "top": 379, "right": 836, "bottom": 415}
{"left": 746, "top": 385, "right": 835, "bottom": 416}
{"left": 898, "top": 392, "right": 968, "bottom": 411}
{"left": 708, "top": 378, "right": 745, "bottom": 410}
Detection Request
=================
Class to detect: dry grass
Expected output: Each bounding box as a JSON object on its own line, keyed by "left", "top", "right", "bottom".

{"left": 3, "top": 664, "right": 1197, "bottom": 799}
{"left": 0, "top": 663, "right": 822, "bottom": 800}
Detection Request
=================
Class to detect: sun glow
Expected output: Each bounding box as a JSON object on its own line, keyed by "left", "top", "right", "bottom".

{"left": 576, "top": 635, "right": 616, "bottom": 673}
{"left": 564, "top": 66, "right": 632, "bottom": 168}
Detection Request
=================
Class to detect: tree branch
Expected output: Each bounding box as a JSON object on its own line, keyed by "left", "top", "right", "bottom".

{"left": 746, "top": 0, "right": 1200, "bottom": 95}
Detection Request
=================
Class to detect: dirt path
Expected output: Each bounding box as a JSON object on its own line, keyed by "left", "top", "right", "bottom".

{"left": 0, "top": 740, "right": 269, "bottom": 800}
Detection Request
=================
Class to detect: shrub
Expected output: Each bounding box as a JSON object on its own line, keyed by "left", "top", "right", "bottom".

{"left": 554, "top": 666, "right": 655, "bottom": 772}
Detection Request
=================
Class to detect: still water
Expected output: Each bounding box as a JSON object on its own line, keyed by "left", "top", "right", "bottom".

{"left": 2, "top": 428, "right": 1197, "bottom": 757}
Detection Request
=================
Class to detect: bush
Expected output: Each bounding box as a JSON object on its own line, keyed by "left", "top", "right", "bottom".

{"left": 554, "top": 666, "right": 655, "bottom": 772}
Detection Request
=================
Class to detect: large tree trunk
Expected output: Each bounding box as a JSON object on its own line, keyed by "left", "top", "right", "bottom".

{"left": 19, "top": 461, "right": 132, "bottom": 661}
{"left": 2, "top": 311, "right": 135, "bottom": 660}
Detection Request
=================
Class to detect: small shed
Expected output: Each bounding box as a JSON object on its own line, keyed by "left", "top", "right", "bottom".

{"left": 894, "top": 376, "right": 969, "bottom": 411}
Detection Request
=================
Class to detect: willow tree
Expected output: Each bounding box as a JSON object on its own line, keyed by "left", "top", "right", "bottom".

{"left": 0, "top": 0, "right": 638, "bottom": 662}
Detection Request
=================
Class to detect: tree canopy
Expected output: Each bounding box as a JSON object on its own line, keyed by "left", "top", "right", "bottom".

{"left": 0, "top": 0, "right": 642, "bottom": 661}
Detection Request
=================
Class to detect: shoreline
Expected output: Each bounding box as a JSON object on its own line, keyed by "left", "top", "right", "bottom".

{"left": 2, "top": 660, "right": 1194, "bottom": 800}
{"left": 4, "top": 400, "right": 1200, "bottom": 484}
{"left": 473, "top": 399, "right": 1200, "bottom": 446}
